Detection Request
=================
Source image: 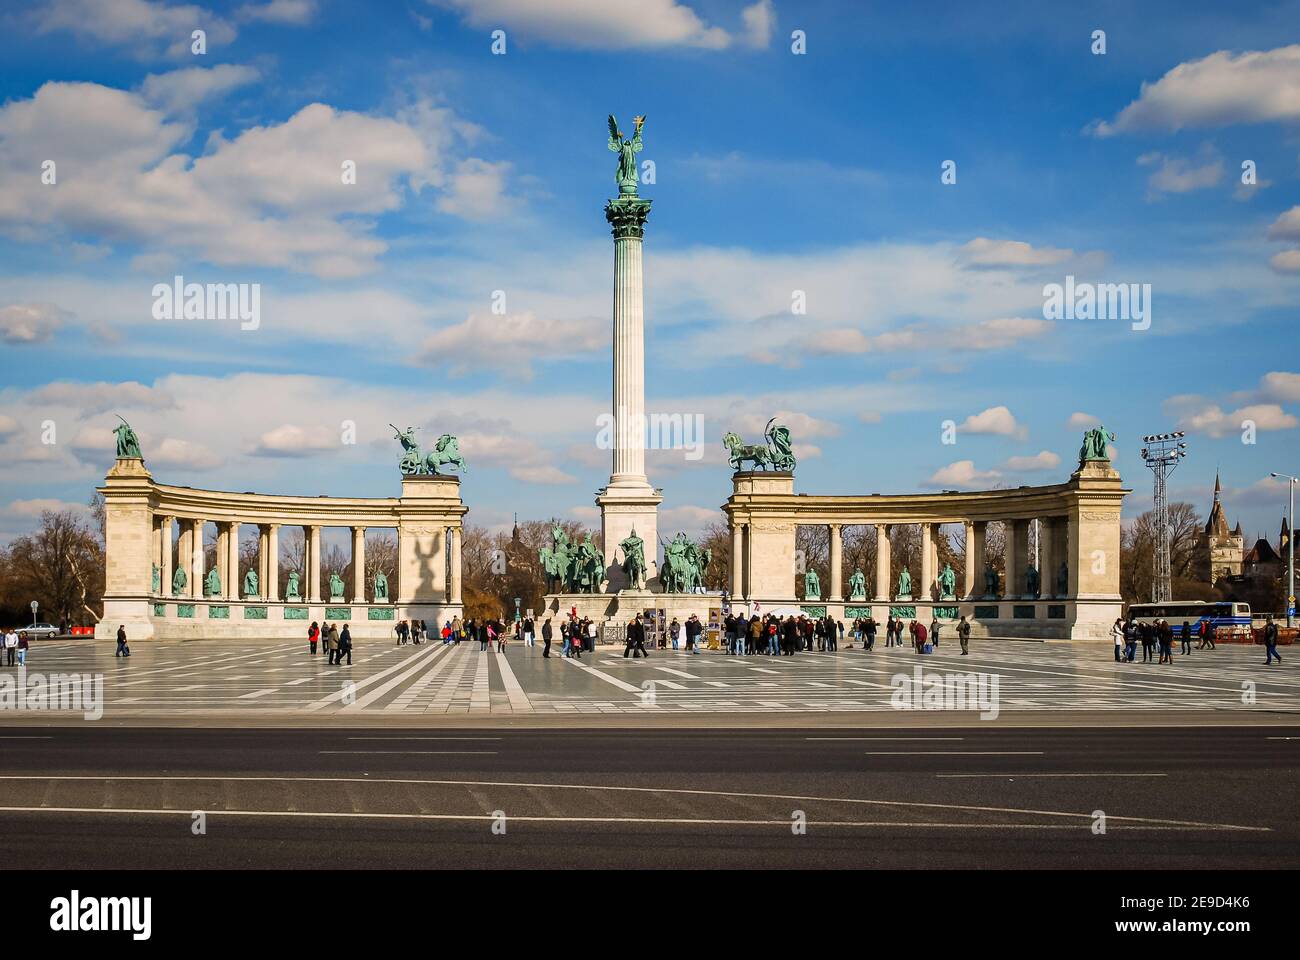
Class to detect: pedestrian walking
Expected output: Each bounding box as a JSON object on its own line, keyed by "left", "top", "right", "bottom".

{"left": 865, "top": 616, "right": 877, "bottom": 651}
{"left": 115, "top": 624, "right": 130, "bottom": 658}
{"left": 1180, "top": 620, "right": 1192, "bottom": 656}
{"left": 308, "top": 621, "right": 319, "bottom": 655}
{"left": 16, "top": 631, "right": 28, "bottom": 667}
{"left": 625, "top": 614, "right": 649, "bottom": 658}
{"left": 5, "top": 627, "right": 18, "bottom": 665}
{"left": 326, "top": 623, "right": 340, "bottom": 664}
{"left": 957, "top": 615, "right": 971, "bottom": 655}
{"left": 1111, "top": 617, "right": 1124, "bottom": 662}
{"left": 929, "top": 617, "right": 940, "bottom": 649}
{"left": 338, "top": 624, "right": 352, "bottom": 665}
{"left": 542, "top": 618, "right": 553, "bottom": 658}
{"left": 1264, "top": 615, "right": 1283, "bottom": 665}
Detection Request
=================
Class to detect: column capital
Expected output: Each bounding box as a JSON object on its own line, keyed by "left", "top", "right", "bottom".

{"left": 605, "top": 196, "right": 652, "bottom": 239}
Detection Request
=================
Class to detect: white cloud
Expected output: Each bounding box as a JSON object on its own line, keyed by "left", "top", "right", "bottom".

{"left": 1002, "top": 450, "right": 1060, "bottom": 472}
{"left": 1269, "top": 250, "right": 1300, "bottom": 274}
{"left": 1067, "top": 412, "right": 1100, "bottom": 429}
{"left": 957, "top": 237, "right": 1073, "bottom": 268}
{"left": 1138, "top": 148, "right": 1224, "bottom": 197}
{"left": 739, "top": 0, "right": 775, "bottom": 49}
{"left": 32, "top": 0, "right": 238, "bottom": 58}
{"left": 420, "top": 311, "right": 606, "bottom": 377}
{"left": 1260, "top": 371, "right": 1300, "bottom": 403}
{"left": 237, "top": 0, "right": 318, "bottom": 24}
{"left": 1, "top": 498, "right": 91, "bottom": 520}
{"left": 140, "top": 64, "right": 261, "bottom": 116}
{"left": 250, "top": 424, "right": 339, "bottom": 458}
{"left": 0, "top": 302, "right": 70, "bottom": 344}
{"left": 149, "top": 437, "right": 223, "bottom": 470}
{"left": 0, "top": 415, "right": 18, "bottom": 439}
{"left": 1268, "top": 206, "right": 1300, "bottom": 242}
{"left": 958, "top": 406, "right": 1026, "bottom": 439}
{"left": 435, "top": 159, "right": 512, "bottom": 220}
{"left": 925, "top": 460, "right": 1002, "bottom": 489}
{"left": 0, "top": 81, "right": 512, "bottom": 278}
{"left": 660, "top": 504, "right": 722, "bottom": 537}
{"left": 1175, "top": 403, "right": 1297, "bottom": 438}
{"left": 1092, "top": 45, "right": 1300, "bottom": 135}
{"left": 429, "top": 0, "right": 735, "bottom": 50}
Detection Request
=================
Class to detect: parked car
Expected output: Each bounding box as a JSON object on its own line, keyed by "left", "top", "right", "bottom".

{"left": 19, "top": 623, "right": 60, "bottom": 640}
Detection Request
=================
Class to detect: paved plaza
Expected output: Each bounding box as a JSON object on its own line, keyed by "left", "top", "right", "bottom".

{"left": 4, "top": 636, "right": 1296, "bottom": 719}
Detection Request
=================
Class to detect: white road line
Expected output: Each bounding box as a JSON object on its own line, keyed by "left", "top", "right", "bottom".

{"left": 936, "top": 773, "right": 1167, "bottom": 778}
{"left": 807, "top": 737, "right": 965, "bottom": 741}
{"left": 318, "top": 751, "right": 498, "bottom": 755}
{"left": 0, "top": 807, "right": 1234, "bottom": 830}
{"left": 0, "top": 776, "right": 1265, "bottom": 831}
{"left": 346, "top": 737, "right": 502, "bottom": 741}
{"left": 560, "top": 655, "right": 642, "bottom": 692}
{"left": 864, "top": 751, "right": 1044, "bottom": 756}
{"left": 312, "top": 644, "right": 446, "bottom": 712}
{"left": 654, "top": 667, "right": 699, "bottom": 679}
{"left": 493, "top": 650, "right": 533, "bottom": 711}
{"left": 239, "top": 689, "right": 278, "bottom": 700}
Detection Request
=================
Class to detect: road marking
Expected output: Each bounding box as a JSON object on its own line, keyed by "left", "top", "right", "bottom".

{"left": 560, "top": 655, "right": 641, "bottom": 692}
{"left": 493, "top": 650, "right": 533, "bottom": 711}
{"left": 327, "top": 643, "right": 449, "bottom": 712}
{"left": 0, "top": 806, "right": 1236, "bottom": 831}
{"left": 0, "top": 736, "right": 52, "bottom": 739}
{"left": 239, "top": 689, "right": 278, "bottom": 700}
{"left": 807, "top": 737, "right": 965, "bottom": 741}
{"left": 0, "top": 775, "right": 1263, "bottom": 831}
{"left": 654, "top": 667, "right": 699, "bottom": 679}
{"left": 864, "top": 751, "right": 1044, "bottom": 756}
{"left": 346, "top": 737, "right": 502, "bottom": 742}
{"left": 318, "top": 751, "right": 498, "bottom": 755}
{"left": 936, "top": 773, "right": 1167, "bottom": 778}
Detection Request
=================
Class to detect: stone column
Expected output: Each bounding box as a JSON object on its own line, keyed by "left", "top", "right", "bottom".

{"left": 965, "top": 520, "right": 985, "bottom": 597}
{"left": 215, "top": 524, "right": 228, "bottom": 595}
{"left": 160, "top": 516, "right": 174, "bottom": 596}
{"left": 190, "top": 518, "right": 204, "bottom": 599}
{"left": 226, "top": 522, "right": 240, "bottom": 600}
{"left": 449, "top": 526, "right": 463, "bottom": 604}
{"left": 255, "top": 525, "right": 267, "bottom": 599}
{"left": 828, "top": 524, "right": 843, "bottom": 601}
{"left": 1038, "top": 518, "right": 1055, "bottom": 599}
{"left": 307, "top": 526, "right": 321, "bottom": 602}
{"left": 266, "top": 524, "right": 279, "bottom": 602}
{"left": 920, "top": 522, "right": 934, "bottom": 601}
{"left": 1005, "top": 519, "right": 1030, "bottom": 598}
{"left": 151, "top": 517, "right": 162, "bottom": 594}
{"left": 731, "top": 522, "right": 744, "bottom": 598}
{"left": 875, "top": 524, "right": 892, "bottom": 601}
{"left": 351, "top": 526, "right": 366, "bottom": 603}
{"left": 177, "top": 522, "right": 193, "bottom": 597}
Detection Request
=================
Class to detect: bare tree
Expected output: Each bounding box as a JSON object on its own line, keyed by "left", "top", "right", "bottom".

{"left": 4, "top": 510, "right": 104, "bottom": 626}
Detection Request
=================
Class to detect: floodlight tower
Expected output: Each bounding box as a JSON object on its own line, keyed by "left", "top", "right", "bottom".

{"left": 1140, "top": 432, "right": 1188, "bottom": 603}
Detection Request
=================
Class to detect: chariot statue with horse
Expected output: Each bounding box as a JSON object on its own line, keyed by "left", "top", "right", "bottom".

{"left": 391, "top": 424, "right": 467, "bottom": 475}
{"left": 722, "top": 418, "right": 797, "bottom": 473}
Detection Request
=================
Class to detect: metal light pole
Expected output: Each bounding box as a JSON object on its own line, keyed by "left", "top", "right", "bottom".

{"left": 1140, "top": 432, "right": 1188, "bottom": 603}
{"left": 1271, "top": 472, "right": 1296, "bottom": 628}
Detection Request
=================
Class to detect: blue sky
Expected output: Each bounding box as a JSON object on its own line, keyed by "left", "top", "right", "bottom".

{"left": 0, "top": 0, "right": 1298, "bottom": 548}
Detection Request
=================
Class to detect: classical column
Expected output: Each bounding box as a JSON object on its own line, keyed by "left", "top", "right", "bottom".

{"left": 190, "top": 518, "right": 204, "bottom": 599}
{"left": 177, "top": 522, "right": 193, "bottom": 597}
{"left": 875, "top": 524, "right": 892, "bottom": 601}
{"left": 965, "top": 520, "right": 985, "bottom": 598}
{"left": 351, "top": 526, "right": 366, "bottom": 603}
{"left": 449, "top": 526, "right": 463, "bottom": 604}
{"left": 215, "top": 524, "right": 228, "bottom": 595}
{"left": 1004, "top": 519, "right": 1029, "bottom": 598}
{"left": 160, "top": 515, "right": 174, "bottom": 597}
{"left": 266, "top": 524, "right": 279, "bottom": 601}
{"left": 1038, "top": 518, "right": 1054, "bottom": 599}
{"left": 731, "top": 522, "right": 744, "bottom": 599}
{"left": 828, "top": 524, "right": 843, "bottom": 602}
{"left": 254, "top": 525, "right": 268, "bottom": 599}
{"left": 307, "top": 525, "right": 321, "bottom": 602}
{"left": 226, "top": 521, "right": 240, "bottom": 600}
{"left": 920, "top": 522, "right": 934, "bottom": 601}
{"left": 151, "top": 517, "right": 162, "bottom": 594}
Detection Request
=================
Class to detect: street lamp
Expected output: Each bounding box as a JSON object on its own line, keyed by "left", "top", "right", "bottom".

{"left": 1270, "top": 472, "right": 1296, "bottom": 628}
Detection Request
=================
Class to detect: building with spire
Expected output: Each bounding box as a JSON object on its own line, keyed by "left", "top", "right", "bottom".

{"left": 1196, "top": 473, "right": 1244, "bottom": 584}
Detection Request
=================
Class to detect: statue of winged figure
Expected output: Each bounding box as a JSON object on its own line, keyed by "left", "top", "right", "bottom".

{"left": 607, "top": 114, "right": 645, "bottom": 195}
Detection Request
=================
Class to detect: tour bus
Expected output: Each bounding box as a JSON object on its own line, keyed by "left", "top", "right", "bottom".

{"left": 1126, "top": 600, "right": 1252, "bottom": 642}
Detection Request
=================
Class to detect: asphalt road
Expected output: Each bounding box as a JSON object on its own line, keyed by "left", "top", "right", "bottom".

{"left": 0, "top": 725, "right": 1295, "bottom": 868}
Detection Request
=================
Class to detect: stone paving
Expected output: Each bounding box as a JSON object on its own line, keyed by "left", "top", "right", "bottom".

{"left": 2, "top": 635, "right": 1296, "bottom": 718}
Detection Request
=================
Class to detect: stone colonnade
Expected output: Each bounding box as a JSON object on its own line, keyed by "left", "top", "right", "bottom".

{"left": 95, "top": 458, "right": 467, "bottom": 640}
{"left": 723, "top": 461, "right": 1127, "bottom": 640}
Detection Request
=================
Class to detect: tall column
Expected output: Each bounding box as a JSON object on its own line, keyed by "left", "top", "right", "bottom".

{"left": 731, "top": 522, "right": 744, "bottom": 598}
{"left": 920, "top": 522, "right": 934, "bottom": 601}
{"left": 190, "top": 518, "right": 204, "bottom": 598}
{"left": 216, "top": 524, "right": 228, "bottom": 595}
{"left": 449, "top": 526, "right": 462, "bottom": 604}
{"left": 351, "top": 526, "right": 366, "bottom": 603}
{"left": 160, "top": 516, "right": 174, "bottom": 596}
{"left": 307, "top": 526, "right": 321, "bottom": 602}
{"left": 151, "top": 517, "right": 162, "bottom": 594}
{"left": 828, "top": 524, "right": 843, "bottom": 602}
{"left": 266, "top": 524, "right": 279, "bottom": 601}
{"left": 1038, "top": 518, "right": 1054, "bottom": 599}
{"left": 226, "top": 521, "right": 240, "bottom": 600}
{"left": 177, "top": 522, "right": 193, "bottom": 597}
{"left": 1005, "top": 519, "right": 1029, "bottom": 598}
{"left": 875, "top": 524, "right": 892, "bottom": 601}
{"left": 597, "top": 181, "right": 661, "bottom": 590}
{"left": 965, "top": 520, "right": 986, "bottom": 597}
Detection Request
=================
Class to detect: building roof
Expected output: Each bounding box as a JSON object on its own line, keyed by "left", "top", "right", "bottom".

{"left": 1245, "top": 538, "right": 1282, "bottom": 565}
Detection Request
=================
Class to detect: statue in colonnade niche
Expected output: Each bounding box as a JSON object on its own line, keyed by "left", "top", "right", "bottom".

{"left": 329, "top": 572, "right": 345, "bottom": 601}
{"left": 172, "top": 566, "right": 186, "bottom": 595}
{"left": 374, "top": 571, "right": 389, "bottom": 602}
{"left": 286, "top": 571, "right": 301, "bottom": 600}
{"left": 1026, "top": 565, "right": 1041, "bottom": 599}
{"left": 205, "top": 568, "right": 220, "bottom": 597}
{"left": 619, "top": 528, "right": 647, "bottom": 591}
{"left": 152, "top": 564, "right": 161, "bottom": 594}
{"left": 984, "top": 565, "right": 999, "bottom": 598}
{"left": 243, "top": 568, "right": 259, "bottom": 599}
{"left": 848, "top": 568, "right": 867, "bottom": 601}
{"left": 896, "top": 566, "right": 912, "bottom": 599}
{"left": 803, "top": 568, "right": 821, "bottom": 601}
{"left": 938, "top": 563, "right": 957, "bottom": 600}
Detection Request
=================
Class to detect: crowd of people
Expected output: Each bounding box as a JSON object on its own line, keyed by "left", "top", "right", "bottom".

{"left": 707, "top": 612, "right": 973, "bottom": 656}
{"left": 1110, "top": 614, "right": 1284, "bottom": 665}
